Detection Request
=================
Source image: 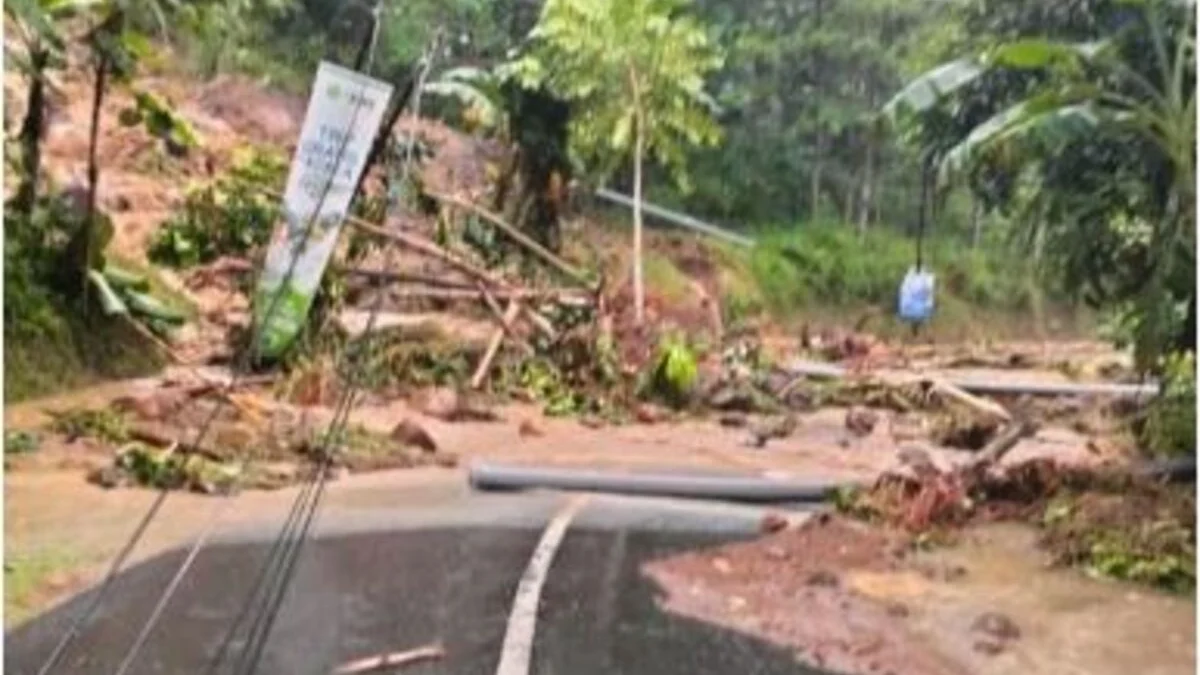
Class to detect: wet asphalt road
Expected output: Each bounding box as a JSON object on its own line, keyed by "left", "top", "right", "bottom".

{"left": 6, "top": 493, "right": 833, "bottom": 675}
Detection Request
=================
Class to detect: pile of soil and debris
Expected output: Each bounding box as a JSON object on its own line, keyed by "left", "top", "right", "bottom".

{"left": 840, "top": 457, "right": 1196, "bottom": 591}
{"left": 39, "top": 380, "right": 459, "bottom": 495}
{"left": 643, "top": 514, "right": 972, "bottom": 675}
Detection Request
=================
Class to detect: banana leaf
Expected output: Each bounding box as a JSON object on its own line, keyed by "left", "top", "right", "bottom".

{"left": 124, "top": 290, "right": 187, "bottom": 325}
{"left": 87, "top": 269, "right": 129, "bottom": 316}
{"left": 102, "top": 264, "right": 151, "bottom": 293}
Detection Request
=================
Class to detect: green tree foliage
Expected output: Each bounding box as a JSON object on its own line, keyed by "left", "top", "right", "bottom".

{"left": 642, "top": 0, "right": 963, "bottom": 232}
{"left": 509, "top": 0, "right": 724, "bottom": 323}
{"left": 886, "top": 0, "right": 1195, "bottom": 370}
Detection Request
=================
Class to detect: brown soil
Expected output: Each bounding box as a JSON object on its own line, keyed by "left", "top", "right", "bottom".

{"left": 643, "top": 515, "right": 970, "bottom": 675}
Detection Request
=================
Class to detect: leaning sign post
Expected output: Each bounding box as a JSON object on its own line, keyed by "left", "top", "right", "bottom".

{"left": 253, "top": 61, "right": 393, "bottom": 358}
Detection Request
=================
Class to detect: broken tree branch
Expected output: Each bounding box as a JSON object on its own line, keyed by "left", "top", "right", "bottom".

{"left": 477, "top": 282, "right": 535, "bottom": 357}
{"left": 971, "top": 419, "right": 1040, "bottom": 469}
{"left": 471, "top": 300, "right": 521, "bottom": 389}
{"left": 926, "top": 378, "right": 1012, "bottom": 423}
{"left": 426, "top": 190, "right": 594, "bottom": 289}
{"left": 344, "top": 211, "right": 513, "bottom": 289}
{"left": 333, "top": 644, "right": 445, "bottom": 675}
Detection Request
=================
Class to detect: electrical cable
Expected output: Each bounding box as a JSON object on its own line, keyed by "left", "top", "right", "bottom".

{"left": 198, "top": 22, "right": 439, "bottom": 675}
{"left": 217, "top": 32, "right": 442, "bottom": 675}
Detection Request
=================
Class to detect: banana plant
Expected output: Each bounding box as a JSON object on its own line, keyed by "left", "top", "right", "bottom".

{"left": 424, "top": 65, "right": 509, "bottom": 138}
{"left": 883, "top": 0, "right": 1196, "bottom": 370}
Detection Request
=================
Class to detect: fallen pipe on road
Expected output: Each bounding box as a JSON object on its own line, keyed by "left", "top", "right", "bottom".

{"left": 469, "top": 463, "right": 855, "bottom": 503}
{"left": 471, "top": 454, "right": 1195, "bottom": 502}
{"left": 785, "top": 359, "right": 1161, "bottom": 399}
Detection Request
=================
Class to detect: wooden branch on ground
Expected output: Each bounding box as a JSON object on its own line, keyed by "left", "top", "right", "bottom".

{"left": 386, "top": 286, "right": 590, "bottom": 306}
{"left": 344, "top": 212, "right": 513, "bottom": 289}
{"left": 477, "top": 283, "right": 535, "bottom": 357}
{"left": 471, "top": 300, "right": 521, "bottom": 389}
{"left": 339, "top": 268, "right": 480, "bottom": 290}
{"left": 333, "top": 644, "right": 445, "bottom": 675}
{"left": 340, "top": 268, "right": 592, "bottom": 305}
{"left": 926, "top": 378, "right": 1012, "bottom": 423}
{"left": 522, "top": 304, "right": 559, "bottom": 342}
{"left": 426, "top": 190, "right": 594, "bottom": 289}
{"left": 971, "top": 419, "right": 1040, "bottom": 469}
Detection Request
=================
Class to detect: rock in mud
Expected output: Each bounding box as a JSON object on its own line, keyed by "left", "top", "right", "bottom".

{"left": 580, "top": 415, "right": 606, "bottom": 429}
{"left": 390, "top": 419, "right": 438, "bottom": 453}
{"left": 416, "top": 387, "right": 499, "bottom": 422}
{"left": 973, "top": 638, "right": 1006, "bottom": 656}
{"left": 885, "top": 601, "right": 910, "bottom": 618}
{"left": 706, "top": 383, "right": 764, "bottom": 413}
{"left": 747, "top": 414, "right": 798, "bottom": 448}
{"left": 518, "top": 419, "right": 545, "bottom": 438}
{"left": 806, "top": 570, "right": 840, "bottom": 587}
{"left": 88, "top": 466, "right": 131, "bottom": 490}
{"left": 634, "top": 402, "right": 668, "bottom": 424}
{"left": 114, "top": 390, "right": 187, "bottom": 421}
{"left": 845, "top": 406, "right": 880, "bottom": 437}
{"left": 759, "top": 512, "right": 790, "bottom": 534}
{"left": 971, "top": 611, "right": 1021, "bottom": 642}
{"left": 895, "top": 446, "right": 939, "bottom": 477}
{"left": 434, "top": 451, "right": 460, "bottom": 468}
{"left": 718, "top": 414, "right": 748, "bottom": 428}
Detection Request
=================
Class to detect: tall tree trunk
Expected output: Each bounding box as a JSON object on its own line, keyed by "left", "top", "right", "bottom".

{"left": 628, "top": 65, "right": 647, "bottom": 325}
{"left": 810, "top": 131, "right": 825, "bottom": 221}
{"left": 632, "top": 120, "right": 646, "bottom": 326}
{"left": 15, "top": 46, "right": 49, "bottom": 218}
{"left": 82, "top": 52, "right": 109, "bottom": 299}
{"left": 857, "top": 138, "right": 875, "bottom": 236}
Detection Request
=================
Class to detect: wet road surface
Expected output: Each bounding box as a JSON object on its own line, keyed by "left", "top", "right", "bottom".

{"left": 6, "top": 493, "right": 834, "bottom": 675}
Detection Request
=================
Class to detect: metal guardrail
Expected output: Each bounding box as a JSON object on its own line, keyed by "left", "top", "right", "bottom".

{"left": 593, "top": 188, "right": 757, "bottom": 248}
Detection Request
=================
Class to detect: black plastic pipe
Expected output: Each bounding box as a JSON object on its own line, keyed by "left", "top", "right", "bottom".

{"left": 469, "top": 463, "right": 855, "bottom": 503}
{"left": 470, "top": 455, "right": 1195, "bottom": 503}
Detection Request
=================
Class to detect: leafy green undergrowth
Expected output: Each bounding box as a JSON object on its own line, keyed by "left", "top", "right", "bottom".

{"left": 148, "top": 147, "right": 285, "bottom": 269}
{"left": 1141, "top": 351, "right": 1196, "bottom": 458}
{"left": 5, "top": 190, "right": 170, "bottom": 403}
{"left": 1040, "top": 483, "right": 1195, "bottom": 593}
{"left": 4, "top": 298, "right": 166, "bottom": 404}
{"left": 716, "top": 222, "right": 1090, "bottom": 339}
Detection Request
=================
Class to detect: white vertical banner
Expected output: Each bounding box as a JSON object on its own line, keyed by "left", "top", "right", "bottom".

{"left": 253, "top": 61, "right": 393, "bottom": 358}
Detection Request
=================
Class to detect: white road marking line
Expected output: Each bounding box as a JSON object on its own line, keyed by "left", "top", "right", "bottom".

{"left": 495, "top": 495, "right": 589, "bottom": 675}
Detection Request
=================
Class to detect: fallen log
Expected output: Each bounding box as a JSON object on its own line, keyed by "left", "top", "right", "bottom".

{"left": 971, "top": 419, "right": 1041, "bottom": 469}
{"left": 927, "top": 378, "right": 1012, "bottom": 423}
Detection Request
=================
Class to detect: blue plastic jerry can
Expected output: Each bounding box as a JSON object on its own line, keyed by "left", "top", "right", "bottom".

{"left": 897, "top": 266, "right": 935, "bottom": 323}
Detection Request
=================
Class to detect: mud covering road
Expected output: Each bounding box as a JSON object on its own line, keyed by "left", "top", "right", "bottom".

{"left": 5, "top": 492, "right": 836, "bottom": 675}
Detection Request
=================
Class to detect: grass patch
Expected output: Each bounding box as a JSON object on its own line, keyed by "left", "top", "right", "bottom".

{"left": 717, "top": 222, "right": 1091, "bottom": 339}
{"left": 643, "top": 252, "right": 695, "bottom": 304}
{"left": 4, "top": 548, "right": 87, "bottom": 627}
{"left": 4, "top": 301, "right": 167, "bottom": 404}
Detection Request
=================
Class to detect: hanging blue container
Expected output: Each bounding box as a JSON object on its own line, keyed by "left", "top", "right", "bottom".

{"left": 897, "top": 267, "right": 936, "bottom": 323}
